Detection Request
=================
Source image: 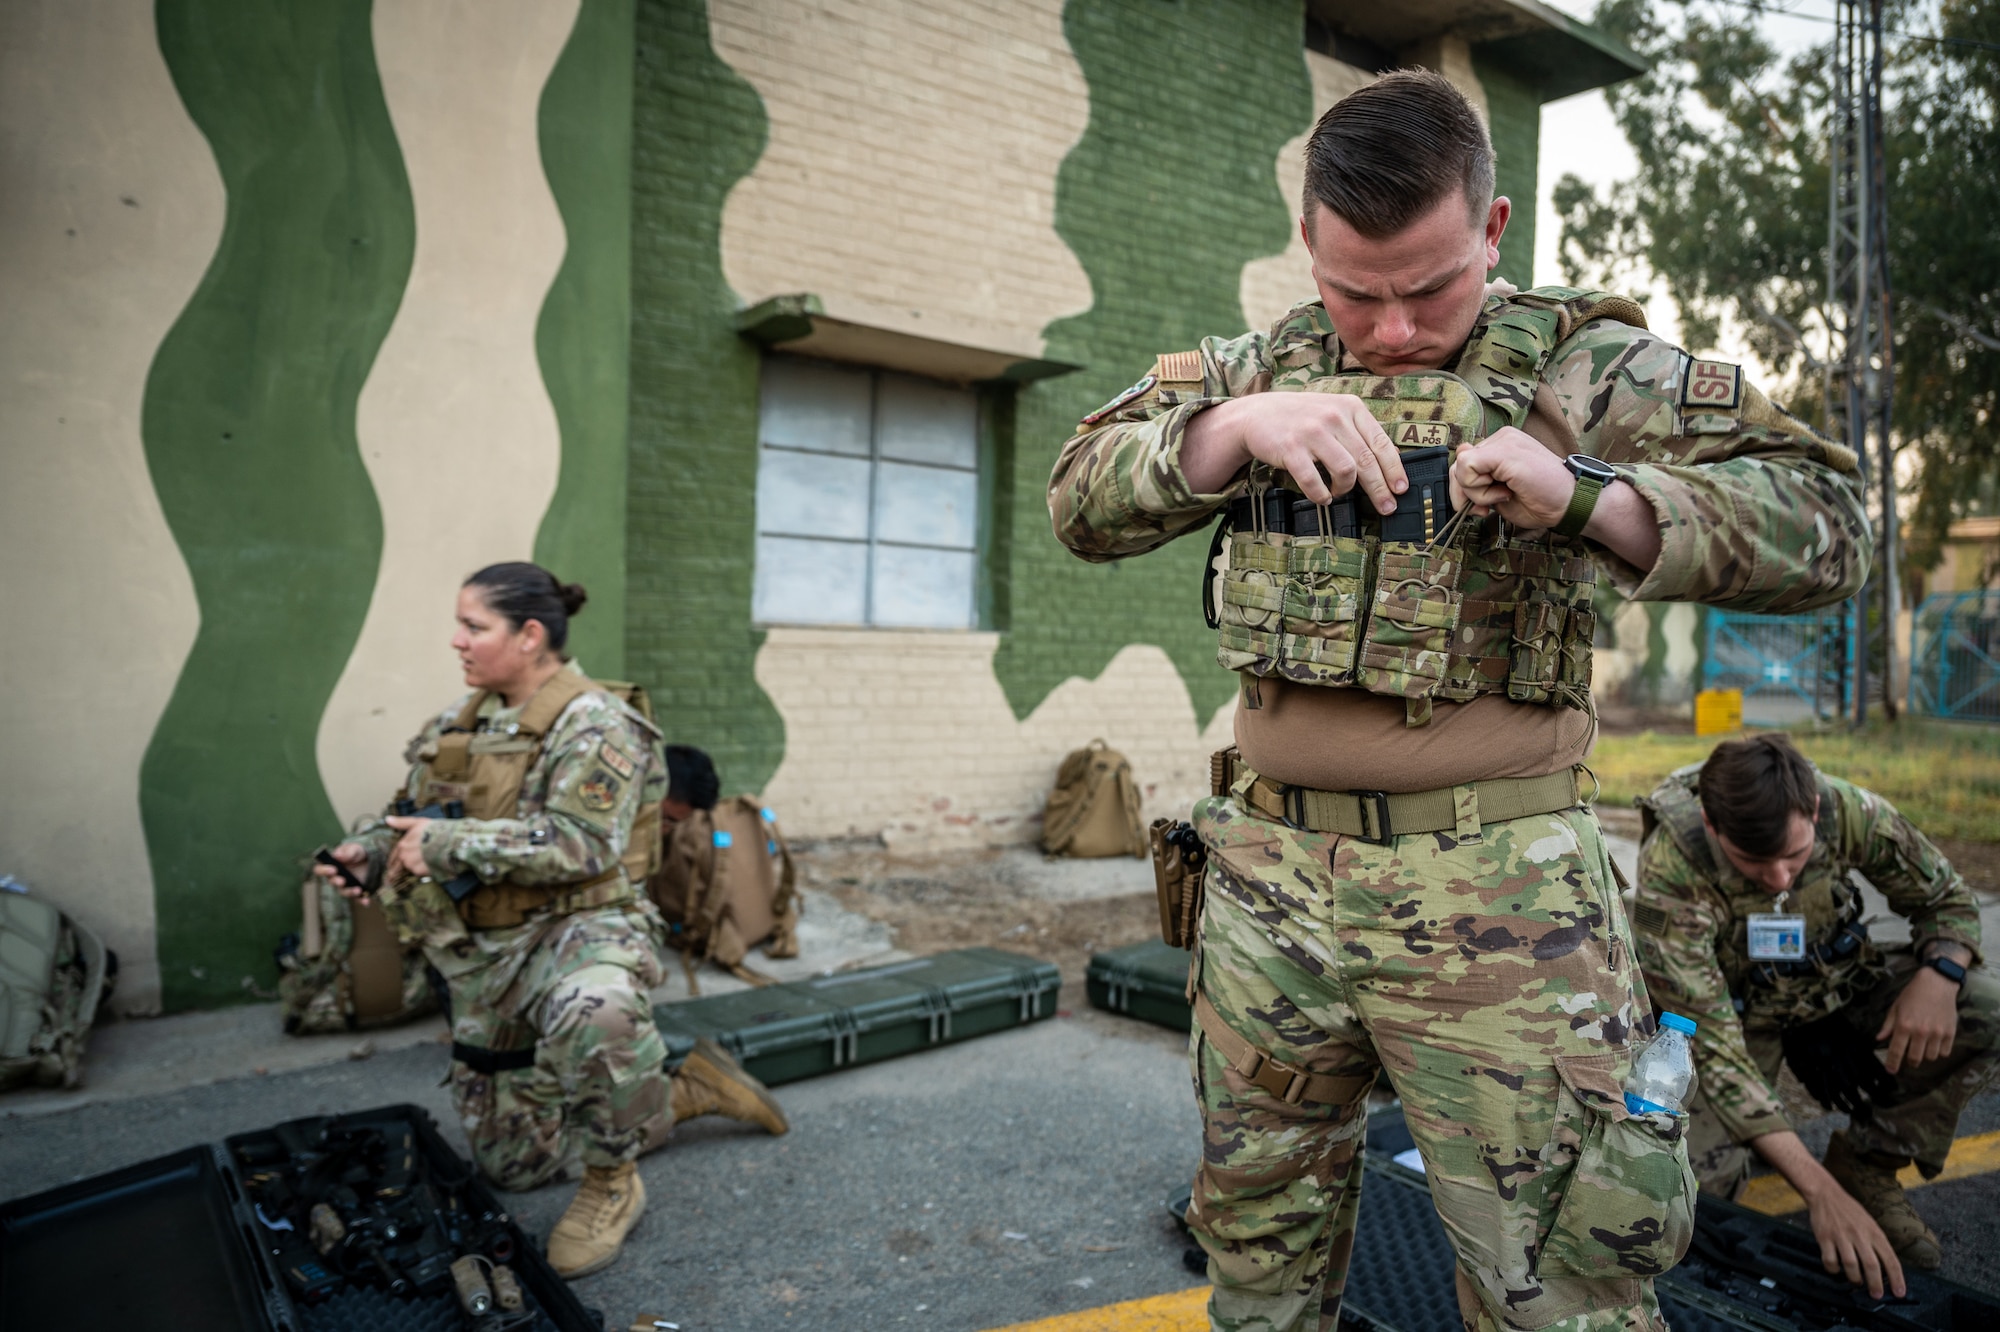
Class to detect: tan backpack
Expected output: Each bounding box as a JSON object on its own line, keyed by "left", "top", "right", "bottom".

{"left": 1041, "top": 739, "right": 1146, "bottom": 858}
{"left": 277, "top": 874, "right": 439, "bottom": 1034}
{"left": 649, "top": 796, "right": 800, "bottom": 991}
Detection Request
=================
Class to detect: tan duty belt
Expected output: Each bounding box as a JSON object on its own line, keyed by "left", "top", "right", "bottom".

{"left": 460, "top": 868, "right": 635, "bottom": 931}
{"left": 1193, "top": 992, "right": 1372, "bottom": 1106}
{"left": 1233, "top": 762, "right": 1582, "bottom": 844}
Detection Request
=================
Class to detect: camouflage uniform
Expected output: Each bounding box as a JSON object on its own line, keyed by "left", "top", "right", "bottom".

{"left": 1049, "top": 291, "right": 1870, "bottom": 1332}
{"left": 352, "top": 673, "right": 672, "bottom": 1190}
{"left": 1633, "top": 769, "right": 1994, "bottom": 1195}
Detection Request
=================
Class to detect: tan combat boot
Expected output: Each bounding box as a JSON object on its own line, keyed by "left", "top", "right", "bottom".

{"left": 1823, "top": 1129, "right": 1942, "bottom": 1270}
{"left": 546, "top": 1161, "right": 646, "bottom": 1278}
{"left": 670, "top": 1037, "right": 790, "bottom": 1135}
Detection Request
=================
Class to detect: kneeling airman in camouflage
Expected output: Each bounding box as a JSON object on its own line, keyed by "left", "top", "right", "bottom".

{"left": 1050, "top": 71, "right": 1869, "bottom": 1332}
{"left": 1633, "top": 734, "right": 1995, "bottom": 1298}
{"left": 319, "top": 562, "right": 788, "bottom": 1279}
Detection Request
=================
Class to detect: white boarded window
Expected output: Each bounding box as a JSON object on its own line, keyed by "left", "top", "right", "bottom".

{"left": 754, "top": 359, "right": 980, "bottom": 629}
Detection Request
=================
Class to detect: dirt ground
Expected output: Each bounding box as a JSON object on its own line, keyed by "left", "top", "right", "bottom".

{"left": 794, "top": 841, "right": 1162, "bottom": 1009}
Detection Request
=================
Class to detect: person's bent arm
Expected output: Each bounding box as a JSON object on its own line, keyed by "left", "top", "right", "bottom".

{"left": 1525, "top": 323, "right": 1870, "bottom": 613}
{"left": 1049, "top": 332, "right": 1268, "bottom": 562}
{"left": 1750, "top": 1129, "right": 1905, "bottom": 1299}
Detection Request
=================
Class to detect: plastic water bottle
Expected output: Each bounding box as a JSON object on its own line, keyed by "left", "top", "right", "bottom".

{"left": 1623, "top": 1012, "right": 1697, "bottom": 1115}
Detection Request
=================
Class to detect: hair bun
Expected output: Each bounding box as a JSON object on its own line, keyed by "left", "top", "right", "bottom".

{"left": 558, "top": 581, "right": 588, "bottom": 617}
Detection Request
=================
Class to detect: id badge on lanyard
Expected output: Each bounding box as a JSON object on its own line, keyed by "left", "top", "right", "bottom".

{"left": 1748, "top": 891, "right": 1807, "bottom": 961}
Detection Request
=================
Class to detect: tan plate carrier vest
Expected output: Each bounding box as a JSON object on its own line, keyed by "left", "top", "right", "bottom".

{"left": 1212, "top": 287, "right": 1645, "bottom": 725}
{"left": 406, "top": 672, "right": 661, "bottom": 930}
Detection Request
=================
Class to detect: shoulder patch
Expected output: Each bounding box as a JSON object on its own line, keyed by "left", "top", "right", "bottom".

{"left": 1080, "top": 373, "right": 1157, "bottom": 427}
{"left": 1633, "top": 901, "right": 1670, "bottom": 936}
{"left": 578, "top": 767, "right": 622, "bottom": 812}
{"left": 598, "top": 740, "right": 636, "bottom": 782}
{"left": 1680, "top": 357, "right": 1743, "bottom": 412}
{"left": 1152, "top": 350, "right": 1202, "bottom": 384}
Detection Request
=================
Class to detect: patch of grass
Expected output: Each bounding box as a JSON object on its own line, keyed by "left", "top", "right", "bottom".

{"left": 1590, "top": 721, "right": 2000, "bottom": 843}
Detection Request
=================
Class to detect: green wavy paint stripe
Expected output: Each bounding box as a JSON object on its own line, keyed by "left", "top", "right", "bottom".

{"left": 145, "top": 0, "right": 413, "bottom": 1011}
{"left": 626, "top": 0, "right": 782, "bottom": 793}
{"left": 992, "top": 0, "right": 1312, "bottom": 723}
{"left": 533, "top": 0, "right": 635, "bottom": 678}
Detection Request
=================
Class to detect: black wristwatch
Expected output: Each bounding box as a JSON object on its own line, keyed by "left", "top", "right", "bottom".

{"left": 1924, "top": 955, "right": 1969, "bottom": 987}
{"left": 1554, "top": 454, "right": 1619, "bottom": 539}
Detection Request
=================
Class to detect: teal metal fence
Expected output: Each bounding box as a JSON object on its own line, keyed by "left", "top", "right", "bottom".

{"left": 1909, "top": 592, "right": 2000, "bottom": 722}
{"left": 1701, "top": 606, "right": 1853, "bottom": 724}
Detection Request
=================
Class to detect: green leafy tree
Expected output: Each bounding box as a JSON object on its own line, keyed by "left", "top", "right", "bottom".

{"left": 1555, "top": 0, "right": 1999, "bottom": 576}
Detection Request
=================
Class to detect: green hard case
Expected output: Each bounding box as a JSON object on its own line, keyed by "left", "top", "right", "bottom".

{"left": 1086, "top": 939, "right": 1193, "bottom": 1030}
{"left": 654, "top": 947, "right": 1060, "bottom": 1086}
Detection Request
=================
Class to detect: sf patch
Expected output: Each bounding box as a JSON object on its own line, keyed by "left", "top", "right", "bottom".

{"left": 1680, "top": 357, "right": 1743, "bottom": 412}
{"left": 1079, "top": 373, "right": 1156, "bottom": 427}
{"left": 578, "top": 767, "right": 622, "bottom": 812}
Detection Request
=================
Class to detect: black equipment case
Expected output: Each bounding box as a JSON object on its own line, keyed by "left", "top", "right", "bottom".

{"left": 1086, "top": 939, "right": 1193, "bottom": 1031}
{"left": 0, "top": 1103, "right": 596, "bottom": 1332}
{"left": 654, "top": 946, "right": 1061, "bottom": 1086}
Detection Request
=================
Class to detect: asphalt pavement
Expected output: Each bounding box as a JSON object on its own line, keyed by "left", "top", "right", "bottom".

{"left": 0, "top": 1001, "right": 1202, "bottom": 1332}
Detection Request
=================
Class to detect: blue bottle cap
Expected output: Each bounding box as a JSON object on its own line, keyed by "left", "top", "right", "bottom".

{"left": 761, "top": 807, "right": 776, "bottom": 822}
{"left": 1659, "top": 1012, "right": 1697, "bottom": 1035}
{"left": 713, "top": 830, "right": 733, "bottom": 848}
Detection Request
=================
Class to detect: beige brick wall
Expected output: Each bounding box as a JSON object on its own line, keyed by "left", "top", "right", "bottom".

{"left": 710, "top": 0, "right": 1091, "bottom": 363}
{"left": 755, "top": 629, "right": 1235, "bottom": 848}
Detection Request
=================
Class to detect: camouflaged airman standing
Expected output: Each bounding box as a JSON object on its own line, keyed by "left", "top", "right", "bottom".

{"left": 319, "top": 562, "right": 788, "bottom": 1280}
{"left": 1634, "top": 734, "right": 1994, "bottom": 1299}
{"left": 1048, "top": 72, "right": 1870, "bottom": 1332}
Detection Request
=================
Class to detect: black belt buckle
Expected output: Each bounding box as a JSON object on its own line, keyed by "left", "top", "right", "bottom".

{"left": 1355, "top": 791, "right": 1393, "bottom": 844}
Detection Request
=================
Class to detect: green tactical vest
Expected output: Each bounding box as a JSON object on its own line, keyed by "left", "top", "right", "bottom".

{"left": 1636, "top": 766, "right": 1883, "bottom": 1024}
{"left": 1211, "top": 286, "right": 1646, "bottom": 724}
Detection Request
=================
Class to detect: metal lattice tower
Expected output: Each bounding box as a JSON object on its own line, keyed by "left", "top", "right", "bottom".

{"left": 1824, "top": 0, "right": 1898, "bottom": 725}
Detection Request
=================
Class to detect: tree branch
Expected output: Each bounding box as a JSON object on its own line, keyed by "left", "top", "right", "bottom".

{"left": 1911, "top": 299, "right": 2000, "bottom": 352}
{"left": 1750, "top": 299, "right": 1827, "bottom": 369}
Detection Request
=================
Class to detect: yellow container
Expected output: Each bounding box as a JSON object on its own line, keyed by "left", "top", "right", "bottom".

{"left": 1694, "top": 687, "right": 1743, "bottom": 736}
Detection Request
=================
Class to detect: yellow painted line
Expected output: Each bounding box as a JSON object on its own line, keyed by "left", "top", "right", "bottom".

{"left": 978, "top": 1285, "right": 1209, "bottom": 1332}
{"left": 1740, "top": 1128, "right": 2000, "bottom": 1215}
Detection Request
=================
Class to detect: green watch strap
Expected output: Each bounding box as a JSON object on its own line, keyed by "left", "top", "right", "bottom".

{"left": 1553, "top": 472, "right": 1605, "bottom": 540}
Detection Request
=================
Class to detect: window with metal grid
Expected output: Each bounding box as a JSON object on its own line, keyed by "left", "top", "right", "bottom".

{"left": 752, "top": 357, "right": 980, "bottom": 629}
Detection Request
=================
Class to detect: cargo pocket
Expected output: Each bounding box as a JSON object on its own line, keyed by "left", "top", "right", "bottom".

{"left": 1216, "top": 532, "right": 1287, "bottom": 676}
{"left": 1279, "top": 535, "right": 1367, "bottom": 682}
{"left": 1539, "top": 1052, "right": 1696, "bottom": 1281}
{"left": 1356, "top": 543, "right": 1462, "bottom": 702}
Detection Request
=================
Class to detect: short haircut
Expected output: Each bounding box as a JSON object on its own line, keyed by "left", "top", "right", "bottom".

{"left": 1302, "top": 69, "right": 1495, "bottom": 240}
{"left": 665, "top": 745, "right": 720, "bottom": 811}
{"left": 1698, "top": 734, "right": 1819, "bottom": 857}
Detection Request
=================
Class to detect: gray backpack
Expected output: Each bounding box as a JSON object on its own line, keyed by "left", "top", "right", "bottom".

{"left": 0, "top": 884, "right": 115, "bottom": 1091}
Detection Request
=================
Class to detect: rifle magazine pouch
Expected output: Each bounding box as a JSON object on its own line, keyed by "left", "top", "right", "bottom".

{"left": 1538, "top": 1052, "right": 1697, "bottom": 1281}
{"left": 1150, "top": 819, "right": 1207, "bottom": 949}
{"left": 376, "top": 877, "right": 474, "bottom": 956}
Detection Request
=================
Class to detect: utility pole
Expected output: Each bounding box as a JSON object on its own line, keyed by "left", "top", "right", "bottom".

{"left": 1825, "top": 0, "right": 1897, "bottom": 726}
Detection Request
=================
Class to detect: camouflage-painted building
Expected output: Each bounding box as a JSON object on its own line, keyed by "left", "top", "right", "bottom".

{"left": 1, "top": 0, "right": 1644, "bottom": 1012}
